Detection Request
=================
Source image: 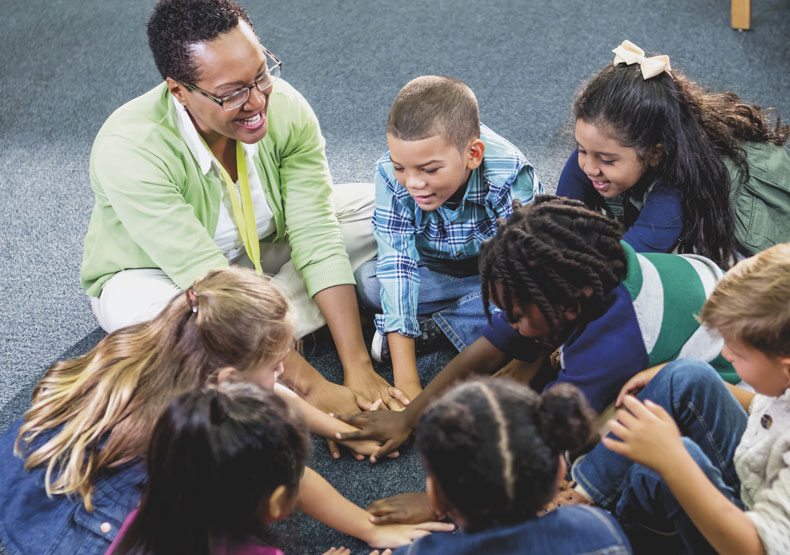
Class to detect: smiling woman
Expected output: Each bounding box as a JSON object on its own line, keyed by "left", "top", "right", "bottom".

{"left": 80, "top": 0, "right": 408, "bottom": 415}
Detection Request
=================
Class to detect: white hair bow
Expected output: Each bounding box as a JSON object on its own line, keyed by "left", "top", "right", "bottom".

{"left": 612, "top": 40, "right": 672, "bottom": 80}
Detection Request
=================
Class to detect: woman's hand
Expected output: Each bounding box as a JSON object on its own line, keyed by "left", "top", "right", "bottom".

{"left": 615, "top": 363, "right": 667, "bottom": 407}
{"left": 363, "top": 521, "right": 454, "bottom": 549}
{"left": 602, "top": 395, "right": 687, "bottom": 475}
{"left": 345, "top": 368, "right": 410, "bottom": 411}
{"left": 367, "top": 492, "right": 441, "bottom": 524}
{"left": 333, "top": 409, "right": 414, "bottom": 462}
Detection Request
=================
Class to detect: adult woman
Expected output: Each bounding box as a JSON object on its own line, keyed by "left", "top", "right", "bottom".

{"left": 80, "top": 0, "right": 404, "bottom": 412}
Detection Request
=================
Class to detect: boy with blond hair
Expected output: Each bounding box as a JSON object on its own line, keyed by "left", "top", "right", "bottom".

{"left": 355, "top": 75, "right": 542, "bottom": 398}
{"left": 570, "top": 243, "right": 790, "bottom": 553}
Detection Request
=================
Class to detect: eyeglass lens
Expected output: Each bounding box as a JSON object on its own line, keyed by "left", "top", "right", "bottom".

{"left": 221, "top": 52, "right": 281, "bottom": 111}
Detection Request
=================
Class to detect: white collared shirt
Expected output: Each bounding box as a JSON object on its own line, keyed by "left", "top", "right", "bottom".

{"left": 173, "top": 97, "right": 276, "bottom": 262}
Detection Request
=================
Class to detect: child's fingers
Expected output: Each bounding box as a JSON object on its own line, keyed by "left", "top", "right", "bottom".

{"left": 327, "top": 439, "right": 340, "bottom": 459}
{"left": 334, "top": 427, "right": 372, "bottom": 442}
{"left": 414, "top": 521, "right": 455, "bottom": 532}
{"left": 388, "top": 387, "right": 411, "bottom": 407}
{"left": 644, "top": 399, "right": 672, "bottom": 421}
{"left": 601, "top": 436, "right": 628, "bottom": 455}
{"left": 370, "top": 439, "right": 399, "bottom": 463}
{"left": 370, "top": 398, "right": 384, "bottom": 411}
{"left": 607, "top": 416, "right": 630, "bottom": 440}
{"left": 370, "top": 513, "right": 398, "bottom": 525}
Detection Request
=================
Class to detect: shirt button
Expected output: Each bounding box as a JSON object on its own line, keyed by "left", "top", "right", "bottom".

{"left": 100, "top": 522, "right": 112, "bottom": 534}
{"left": 761, "top": 414, "right": 773, "bottom": 429}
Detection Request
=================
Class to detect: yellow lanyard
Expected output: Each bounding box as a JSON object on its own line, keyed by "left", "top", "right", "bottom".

{"left": 209, "top": 140, "right": 262, "bottom": 275}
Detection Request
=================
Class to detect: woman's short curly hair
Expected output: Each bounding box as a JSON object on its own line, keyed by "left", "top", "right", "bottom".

{"left": 147, "top": 0, "right": 254, "bottom": 83}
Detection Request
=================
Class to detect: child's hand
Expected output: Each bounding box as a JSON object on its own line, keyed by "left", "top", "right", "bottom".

{"left": 602, "top": 395, "right": 687, "bottom": 475}
{"left": 333, "top": 410, "right": 414, "bottom": 463}
{"left": 615, "top": 363, "right": 666, "bottom": 407}
{"left": 364, "top": 521, "right": 454, "bottom": 549}
{"left": 323, "top": 548, "right": 351, "bottom": 555}
{"left": 367, "top": 492, "right": 442, "bottom": 524}
{"left": 335, "top": 436, "right": 400, "bottom": 461}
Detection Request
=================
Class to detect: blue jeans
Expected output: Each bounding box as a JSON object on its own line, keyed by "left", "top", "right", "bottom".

{"left": 354, "top": 259, "right": 489, "bottom": 351}
{"left": 572, "top": 359, "right": 747, "bottom": 554}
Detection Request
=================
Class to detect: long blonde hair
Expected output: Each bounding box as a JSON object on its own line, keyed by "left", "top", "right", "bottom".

{"left": 15, "top": 266, "right": 293, "bottom": 510}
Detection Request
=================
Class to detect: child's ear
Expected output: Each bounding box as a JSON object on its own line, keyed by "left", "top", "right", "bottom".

{"left": 648, "top": 143, "right": 663, "bottom": 167}
{"left": 555, "top": 454, "right": 568, "bottom": 488}
{"left": 780, "top": 356, "right": 790, "bottom": 387}
{"left": 425, "top": 476, "right": 447, "bottom": 520}
{"left": 216, "top": 366, "right": 240, "bottom": 385}
{"left": 563, "top": 286, "right": 594, "bottom": 321}
{"left": 265, "top": 485, "right": 291, "bottom": 523}
{"left": 465, "top": 139, "right": 485, "bottom": 171}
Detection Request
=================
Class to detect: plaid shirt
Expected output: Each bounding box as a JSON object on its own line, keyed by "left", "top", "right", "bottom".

{"left": 373, "top": 123, "right": 543, "bottom": 337}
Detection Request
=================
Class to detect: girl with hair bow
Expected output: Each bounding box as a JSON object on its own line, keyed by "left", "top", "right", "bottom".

{"left": 557, "top": 40, "right": 790, "bottom": 269}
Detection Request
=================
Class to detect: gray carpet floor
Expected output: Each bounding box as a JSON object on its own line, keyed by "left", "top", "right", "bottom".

{"left": 2, "top": 0, "right": 789, "bottom": 553}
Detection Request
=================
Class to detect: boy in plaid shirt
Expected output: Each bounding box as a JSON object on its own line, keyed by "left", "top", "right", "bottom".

{"left": 355, "top": 75, "right": 542, "bottom": 399}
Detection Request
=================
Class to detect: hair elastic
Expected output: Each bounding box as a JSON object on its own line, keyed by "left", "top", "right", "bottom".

{"left": 612, "top": 40, "right": 671, "bottom": 80}
{"left": 185, "top": 288, "right": 199, "bottom": 313}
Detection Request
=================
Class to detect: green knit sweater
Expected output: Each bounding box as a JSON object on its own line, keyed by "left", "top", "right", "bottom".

{"left": 81, "top": 80, "right": 352, "bottom": 297}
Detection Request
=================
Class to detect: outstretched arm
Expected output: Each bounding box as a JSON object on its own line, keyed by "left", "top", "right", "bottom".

{"left": 604, "top": 396, "right": 764, "bottom": 555}
{"left": 335, "top": 336, "right": 511, "bottom": 461}
{"left": 274, "top": 383, "right": 393, "bottom": 460}
{"left": 314, "top": 284, "right": 409, "bottom": 411}
{"left": 297, "top": 468, "right": 454, "bottom": 548}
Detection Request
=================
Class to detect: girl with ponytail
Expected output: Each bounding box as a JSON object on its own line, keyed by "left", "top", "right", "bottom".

{"left": 386, "top": 377, "right": 632, "bottom": 554}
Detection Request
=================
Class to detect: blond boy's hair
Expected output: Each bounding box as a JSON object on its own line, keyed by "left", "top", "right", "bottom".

{"left": 386, "top": 75, "right": 480, "bottom": 152}
{"left": 700, "top": 243, "right": 790, "bottom": 357}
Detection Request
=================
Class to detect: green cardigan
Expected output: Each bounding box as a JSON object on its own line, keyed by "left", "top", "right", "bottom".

{"left": 81, "top": 80, "right": 353, "bottom": 297}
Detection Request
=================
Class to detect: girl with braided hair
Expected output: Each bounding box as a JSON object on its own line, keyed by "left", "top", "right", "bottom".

{"left": 336, "top": 195, "right": 734, "bottom": 468}
{"left": 558, "top": 40, "right": 790, "bottom": 269}
{"left": 387, "top": 377, "right": 631, "bottom": 554}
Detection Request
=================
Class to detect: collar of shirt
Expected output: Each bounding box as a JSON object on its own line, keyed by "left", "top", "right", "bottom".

{"left": 171, "top": 95, "right": 258, "bottom": 175}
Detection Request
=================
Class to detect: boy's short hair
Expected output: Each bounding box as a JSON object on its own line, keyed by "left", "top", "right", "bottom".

{"left": 386, "top": 75, "right": 480, "bottom": 152}
{"left": 700, "top": 243, "right": 790, "bottom": 357}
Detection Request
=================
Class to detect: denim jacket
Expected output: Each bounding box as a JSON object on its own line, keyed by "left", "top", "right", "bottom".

{"left": 0, "top": 421, "right": 145, "bottom": 555}
{"left": 392, "top": 505, "right": 632, "bottom": 554}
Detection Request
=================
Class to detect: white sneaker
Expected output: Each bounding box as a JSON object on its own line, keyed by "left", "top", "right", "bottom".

{"left": 370, "top": 330, "right": 390, "bottom": 363}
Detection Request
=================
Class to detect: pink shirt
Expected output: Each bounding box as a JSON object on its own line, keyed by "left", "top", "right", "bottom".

{"left": 105, "top": 509, "right": 284, "bottom": 555}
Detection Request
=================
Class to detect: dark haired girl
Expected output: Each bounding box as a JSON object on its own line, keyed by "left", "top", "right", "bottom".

{"left": 109, "top": 382, "right": 309, "bottom": 555}
{"left": 558, "top": 40, "right": 790, "bottom": 269}
{"left": 387, "top": 377, "right": 631, "bottom": 554}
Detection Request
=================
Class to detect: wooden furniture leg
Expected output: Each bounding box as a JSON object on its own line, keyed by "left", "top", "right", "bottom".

{"left": 732, "top": 0, "right": 752, "bottom": 30}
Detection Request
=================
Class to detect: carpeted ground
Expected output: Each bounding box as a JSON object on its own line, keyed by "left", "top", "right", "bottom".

{"left": 1, "top": 0, "right": 789, "bottom": 553}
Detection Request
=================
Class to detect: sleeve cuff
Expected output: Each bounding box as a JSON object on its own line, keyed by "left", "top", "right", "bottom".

{"left": 375, "top": 313, "right": 420, "bottom": 338}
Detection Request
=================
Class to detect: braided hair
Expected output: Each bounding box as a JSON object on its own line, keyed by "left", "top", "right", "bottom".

{"left": 416, "top": 377, "right": 595, "bottom": 532}
{"left": 480, "top": 195, "right": 627, "bottom": 340}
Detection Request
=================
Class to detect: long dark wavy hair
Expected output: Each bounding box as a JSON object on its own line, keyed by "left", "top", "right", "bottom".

{"left": 113, "top": 383, "right": 309, "bottom": 555}
{"left": 575, "top": 62, "right": 788, "bottom": 268}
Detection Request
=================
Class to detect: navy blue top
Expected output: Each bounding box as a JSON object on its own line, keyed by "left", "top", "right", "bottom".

{"left": 557, "top": 148, "right": 683, "bottom": 253}
{"left": 392, "top": 505, "right": 631, "bottom": 554}
{"left": 0, "top": 420, "right": 145, "bottom": 555}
